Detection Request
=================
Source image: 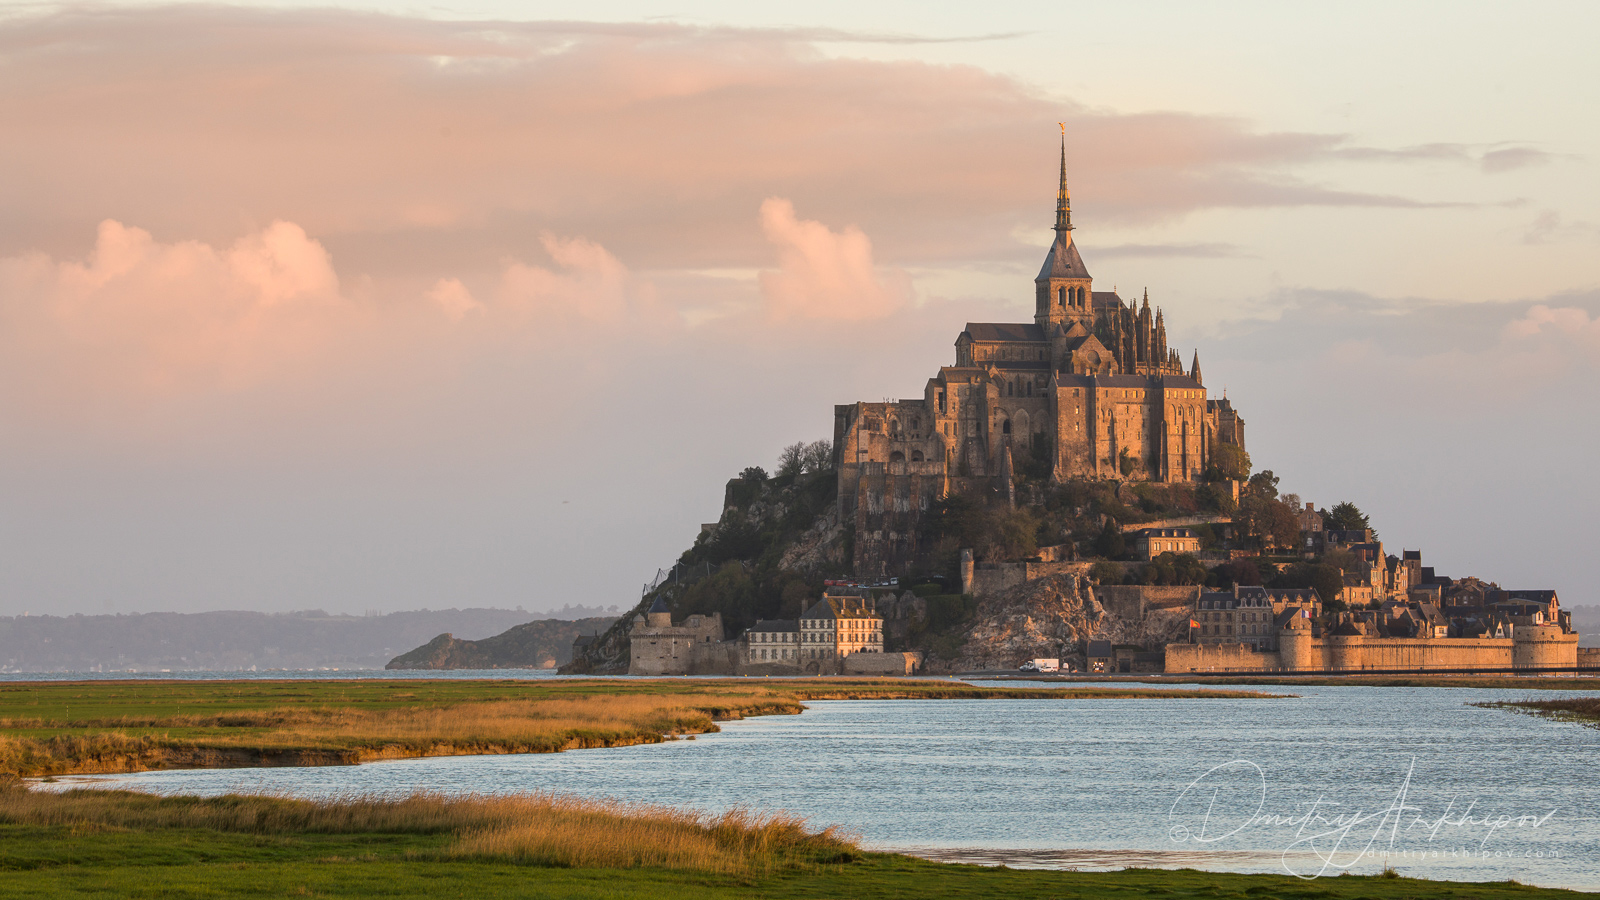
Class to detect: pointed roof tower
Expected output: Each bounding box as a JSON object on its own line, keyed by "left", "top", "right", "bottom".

{"left": 1189, "top": 351, "right": 1203, "bottom": 385}
{"left": 1036, "top": 131, "right": 1091, "bottom": 284}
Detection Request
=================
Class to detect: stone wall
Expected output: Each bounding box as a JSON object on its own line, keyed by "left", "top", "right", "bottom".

{"left": 843, "top": 651, "right": 924, "bottom": 676}
{"left": 965, "top": 559, "right": 1095, "bottom": 597}
{"left": 1579, "top": 647, "right": 1600, "bottom": 669}
{"left": 1164, "top": 642, "right": 1281, "bottom": 673}
{"left": 1165, "top": 626, "right": 1579, "bottom": 673}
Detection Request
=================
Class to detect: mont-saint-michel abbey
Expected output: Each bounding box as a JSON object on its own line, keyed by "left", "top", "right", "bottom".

{"left": 602, "top": 143, "right": 1586, "bottom": 680}
{"left": 836, "top": 145, "right": 1244, "bottom": 577}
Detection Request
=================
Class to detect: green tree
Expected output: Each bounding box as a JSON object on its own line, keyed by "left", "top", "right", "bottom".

{"left": 1089, "top": 560, "right": 1125, "bottom": 584}
{"left": 1093, "top": 519, "right": 1126, "bottom": 559}
{"left": 1246, "top": 469, "right": 1280, "bottom": 500}
{"left": 739, "top": 466, "right": 768, "bottom": 482}
{"left": 1204, "top": 443, "right": 1251, "bottom": 482}
{"left": 1239, "top": 495, "right": 1299, "bottom": 550}
{"left": 1323, "top": 501, "right": 1374, "bottom": 536}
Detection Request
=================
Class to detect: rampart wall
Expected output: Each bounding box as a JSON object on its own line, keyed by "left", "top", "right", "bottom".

{"left": 1165, "top": 626, "right": 1578, "bottom": 673}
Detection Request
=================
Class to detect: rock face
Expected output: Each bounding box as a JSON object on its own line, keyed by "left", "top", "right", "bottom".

{"left": 927, "top": 574, "right": 1190, "bottom": 673}
{"left": 386, "top": 616, "right": 615, "bottom": 670}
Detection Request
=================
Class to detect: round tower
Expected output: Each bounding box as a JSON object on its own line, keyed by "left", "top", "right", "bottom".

{"left": 1512, "top": 624, "right": 1576, "bottom": 671}
{"left": 646, "top": 595, "right": 672, "bottom": 628}
{"left": 1279, "top": 623, "right": 1315, "bottom": 671}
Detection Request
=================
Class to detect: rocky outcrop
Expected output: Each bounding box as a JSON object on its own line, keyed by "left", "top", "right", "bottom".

{"left": 386, "top": 616, "right": 615, "bottom": 670}
{"left": 926, "top": 574, "right": 1191, "bottom": 673}
{"left": 777, "top": 506, "right": 847, "bottom": 572}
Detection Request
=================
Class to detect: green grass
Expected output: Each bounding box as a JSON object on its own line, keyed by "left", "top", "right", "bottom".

{"left": 0, "top": 789, "right": 1582, "bottom": 899}
{"left": 0, "top": 678, "right": 1283, "bottom": 778}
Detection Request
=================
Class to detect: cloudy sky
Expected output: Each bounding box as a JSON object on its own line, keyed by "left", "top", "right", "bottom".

{"left": 1, "top": 2, "right": 1596, "bottom": 616}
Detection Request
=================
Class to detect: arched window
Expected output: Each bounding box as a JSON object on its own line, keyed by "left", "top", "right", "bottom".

{"left": 1006, "top": 381, "right": 1013, "bottom": 397}
{"left": 1058, "top": 286, "right": 1066, "bottom": 307}
{"left": 1001, "top": 419, "right": 1012, "bottom": 435}
{"left": 911, "top": 450, "right": 924, "bottom": 462}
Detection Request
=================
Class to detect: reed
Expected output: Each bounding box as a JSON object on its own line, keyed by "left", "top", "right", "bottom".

{"left": 0, "top": 785, "right": 856, "bottom": 875}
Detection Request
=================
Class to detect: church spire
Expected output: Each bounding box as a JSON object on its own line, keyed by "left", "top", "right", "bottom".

{"left": 1054, "top": 127, "right": 1073, "bottom": 232}
{"left": 1190, "top": 351, "right": 1203, "bottom": 385}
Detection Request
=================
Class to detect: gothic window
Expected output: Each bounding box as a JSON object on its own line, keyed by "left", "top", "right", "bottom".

{"left": 1002, "top": 419, "right": 1012, "bottom": 435}
{"left": 1058, "top": 286, "right": 1066, "bottom": 307}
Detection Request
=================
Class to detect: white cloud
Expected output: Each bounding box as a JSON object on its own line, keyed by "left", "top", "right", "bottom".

{"left": 757, "top": 198, "right": 909, "bottom": 321}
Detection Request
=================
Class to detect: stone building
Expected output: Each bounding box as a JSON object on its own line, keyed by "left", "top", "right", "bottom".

{"left": 836, "top": 141, "right": 1246, "bottom": 576}
{"left": 800, "top": 591, "right": 884, "bottom": 664}
{"left": 741, "top": 619, "right": 799, "bottom": 667}
{"left": 1129, "top": 527, "right": 1201, "bottom": 561}
{"left": 627, "top": 597, "right": 730, "bottom": 675}
{"left": 737, "top": 590, "right": 920, "bottom": 675}
{"left": 1194, "top": 586, "right": 1321, "bottom": 652}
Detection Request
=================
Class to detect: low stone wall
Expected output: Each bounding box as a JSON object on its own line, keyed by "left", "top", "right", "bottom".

{"left": 1579, "top": 647, "right": 1600, "bottom": 668}
{"left": 966, "top": 560, "right": 1094, "bottom": 597}
{"left": 842, "top": 651, "right": 924, "bottom": 676}
{"left": 1094, "top": 585, "right": 1200, "bottom": 621}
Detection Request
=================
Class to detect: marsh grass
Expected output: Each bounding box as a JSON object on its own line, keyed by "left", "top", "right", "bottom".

{"left": 0, "top": 678, "right": 1277, "bottom": 778}
{"left": 0, "top": 785, "right": 855, "bottom": 875}
{"left": 1477, "top": 696, "right": 1600, "bottom": 727}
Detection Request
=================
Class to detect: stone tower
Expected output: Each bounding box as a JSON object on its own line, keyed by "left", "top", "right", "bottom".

{"left": 1034, "top": 137, "right": 1093, "bottom": 333}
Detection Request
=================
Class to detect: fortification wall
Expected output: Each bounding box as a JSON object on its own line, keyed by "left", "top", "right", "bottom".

{"left": 1166, "top": 628, "right": 1580, "bottom": 674}
{"left": 1579, "top": 647, "right": 1600, "bottom": 669}
{"left": 1164, "top": 642, "right": 1280, "bottom": 673}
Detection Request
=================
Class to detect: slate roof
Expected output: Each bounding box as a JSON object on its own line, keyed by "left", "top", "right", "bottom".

{"left": 647, "top": 596, "right": 670, "bottom": 614}
{"left": 1036, "top": 232, "right": 1092, "bottom": 281}
{"left": 963, "top": 323, "right": 1046, "bottom": 342}
{"left": 746, "top": 619, "right": 798, "bottom": 634}
{"left": 1091, "top": 290, "right": 1124, "bottom": 311}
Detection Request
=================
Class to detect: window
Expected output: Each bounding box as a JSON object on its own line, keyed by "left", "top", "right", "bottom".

{"left": 1058, "top": 286, "right": 1065, "bottom": 307}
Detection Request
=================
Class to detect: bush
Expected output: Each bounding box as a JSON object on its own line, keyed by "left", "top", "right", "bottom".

{"left": 1089, "top": 561, "right": 1125, "bottom": 585}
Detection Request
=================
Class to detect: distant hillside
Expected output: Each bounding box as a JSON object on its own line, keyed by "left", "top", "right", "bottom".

{"left": 0, "top": 608, "right": 615, "bottom": 673}
{"left": 1569, "top": 605, "right": 1600, "bottom": 647}
{"left": 386, "top": 617, "right": 616, "bottom": 670}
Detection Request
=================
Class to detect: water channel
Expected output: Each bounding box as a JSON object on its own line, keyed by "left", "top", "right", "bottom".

{"left": 46, "top": 680, "right": 1600, "bottom": 891}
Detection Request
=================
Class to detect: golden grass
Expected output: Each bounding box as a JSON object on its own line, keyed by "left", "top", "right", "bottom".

{"left": 0, "top": 785, "right": 857, "bottom": 875}
{"left": 0, "top": 678, "right": 1278, "bottom": 778}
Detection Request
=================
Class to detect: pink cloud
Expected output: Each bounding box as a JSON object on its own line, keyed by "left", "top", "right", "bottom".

{"left": 757, "top": 199, "right": 909, "bottom": 321}
{"left": 0, "top": 7, "right": 1476, "bottom": 283}
{"left": 0, "top": 219, "right": 347, "bottom": 398}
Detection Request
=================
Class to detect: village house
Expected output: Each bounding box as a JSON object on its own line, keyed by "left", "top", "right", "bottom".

{"left": 1193, "top": 585, "right": 1321, "bottom": 652}
{"left": 1129, "top": 527, "right": 1201, "bottom": 561}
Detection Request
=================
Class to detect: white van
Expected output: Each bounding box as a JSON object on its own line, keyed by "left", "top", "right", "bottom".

{"left": 1019, "top": 658, "right": 1060, "bottom": 673}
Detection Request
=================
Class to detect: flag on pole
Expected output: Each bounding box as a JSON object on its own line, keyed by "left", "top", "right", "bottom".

{"left": 1190, "top": 618, "right": 1200, "bottom": 629}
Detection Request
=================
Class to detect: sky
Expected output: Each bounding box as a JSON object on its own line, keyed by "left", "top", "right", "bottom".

{"left": 0, "top": 2, "right": 1596, "bottom": 616}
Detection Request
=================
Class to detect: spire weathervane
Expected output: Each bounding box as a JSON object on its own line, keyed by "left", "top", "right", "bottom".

{"left": 1055, "top": 125, "right": 1073, "bottom": 233}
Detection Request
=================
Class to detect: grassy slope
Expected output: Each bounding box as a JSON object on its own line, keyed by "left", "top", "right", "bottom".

{"left": 0, "top": 678, "right": 1280, "bottom": 778}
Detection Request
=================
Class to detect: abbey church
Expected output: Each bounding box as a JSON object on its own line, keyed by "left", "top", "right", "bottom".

{"left": 835, "top": 142, "right": 1247, "bottom": 575}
